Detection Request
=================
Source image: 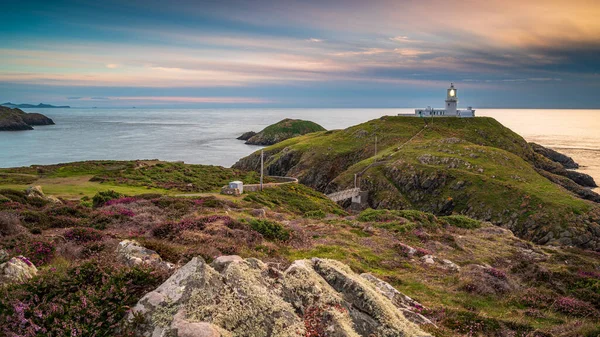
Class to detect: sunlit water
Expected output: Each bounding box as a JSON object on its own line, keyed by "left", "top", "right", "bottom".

{"left": 1, "top": 108, "right": 598, "bottom": 192}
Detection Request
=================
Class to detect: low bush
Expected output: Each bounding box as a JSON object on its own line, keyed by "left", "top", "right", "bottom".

{"left": 553, "top": 296, "right": 598, "bottom": 317}
{"left": 247, "top": 218, "right": 290, "bottom": 241}
{"left": 11, "top": 240, "right": 56, "bottom": 266}
{"left": 304, "top": 210, "right": 326, "bottom": 219}
{"left": 0, "top": 212, "right": 25, "bottom": 236}
{"left": 151, "top": 215, "right": 235, "bottom": 239}
{"left": 0, "top": 260, "right": 167, "bottom": 336}
{"left": 441, "top": 215, "right": 481, "bottom": 229}
{"left": 64, "top": 227, "right": 104, "bottom": 243}
{"left": 92, "top": 190, "right": 124, "bottom": 208}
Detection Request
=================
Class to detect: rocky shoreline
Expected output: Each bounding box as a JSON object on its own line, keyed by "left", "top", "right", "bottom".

{"left": 0, "top": 106, "right": 55, "bottom": 131}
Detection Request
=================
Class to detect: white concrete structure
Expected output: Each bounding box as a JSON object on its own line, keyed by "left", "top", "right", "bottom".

{"left": 228, "top": 181, "right": 244, "bottom": 194}
{"left": 400, "top": 83, "right": 475, "bottom": 118}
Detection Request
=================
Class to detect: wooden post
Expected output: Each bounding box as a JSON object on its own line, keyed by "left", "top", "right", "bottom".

{"left": 374, "top": 135, "right": 377, "bottom": 156}
{"left": 260, "top": 149, "right": 264, "bottom": 191}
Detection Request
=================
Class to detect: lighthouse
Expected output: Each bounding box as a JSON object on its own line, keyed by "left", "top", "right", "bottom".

{"left": 446, "top": 83, "right": 458, "bottom": 115}
{"left": 402, "top": 83, "right": 476, "bottom": 118}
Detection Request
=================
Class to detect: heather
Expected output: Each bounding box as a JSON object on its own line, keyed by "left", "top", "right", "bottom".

{"left": 0, "top": 160, "right": 599, "bottom": 336}
{"left": 0, "top": 260, "right": 167, "bottom": 337}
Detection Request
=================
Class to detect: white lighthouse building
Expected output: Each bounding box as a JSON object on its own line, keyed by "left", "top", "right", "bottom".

{"left": 402, "top": 83, "right": 475, "bottom": 118}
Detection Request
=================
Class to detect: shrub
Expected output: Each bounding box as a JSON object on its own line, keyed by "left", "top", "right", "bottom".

{"left": 105, "top": 197, "right": 138, "bottom": 206}
{"left": 80, "top": 242, "right": 106, "bottom": 258}
{"left": 0, "top": 212, "right": 25, "bottom": 236}
{"left": 64, "top": 227, "right": 104, "bottom": 243}
{"left": 553, "top": 296, "right": 598, "bottom": 317}
{"left": 0, "top": 260, "right": 167, "bottom": 337}
{"left": 14, "top": 240, "right": 55, "bottom": 266}
{"left": 151, "top": 215, "right": 235, "bottom": 239}
{"left": 304, "top": 210, "right": 326, "bottom": 219}
{"left": 29, "top": 227, "right": 42, "bottom": 235}
{"left": 441, "top": 215, "right": 481, "bottom": 229}
{"left": 248, "top": 218, "right": 290, "bottom": 241}
{"left": 92, "top": 190, "right": 124, "bottom": 207}
{"left": 47, "top": 205, "right": 87, "bottom": 218}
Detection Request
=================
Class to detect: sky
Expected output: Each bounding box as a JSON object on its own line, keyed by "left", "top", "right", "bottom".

{"left": 1, "top": 0, "right": 599, "bottom": 108}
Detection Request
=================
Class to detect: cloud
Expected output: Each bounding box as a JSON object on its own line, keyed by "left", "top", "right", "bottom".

{"left": 307, "top": 38, "right": 323, "bottom": 43}
{"left": 394, "top": 48, "right": 431, "bottom": 57}
{"left": 106, "top": 64, "right": 119, "bottom": 69}
{"left": 111, "top": 96, "right": 271, "bottom": 104}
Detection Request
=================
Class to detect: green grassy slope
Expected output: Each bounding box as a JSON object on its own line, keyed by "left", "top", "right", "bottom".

{"left": 234, "top": 116, "right": 600, "bottom": 250}
{"left": 245, "top": 118, "right": 326, "bottom": 145}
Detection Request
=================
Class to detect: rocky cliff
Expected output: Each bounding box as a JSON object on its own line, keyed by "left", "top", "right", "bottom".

{"left": 234, "top": 116, "right": 600, "bottom": 250}
{"left": 0, "top": 106, "right": 54, "bottom": 131}
{"left": 239, "top": 118, "right": 326, "bottom": 145}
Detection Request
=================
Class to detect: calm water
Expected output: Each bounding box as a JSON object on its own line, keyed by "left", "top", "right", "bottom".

{"left": 1, "top": 108, "right": 598, "bottom": 192}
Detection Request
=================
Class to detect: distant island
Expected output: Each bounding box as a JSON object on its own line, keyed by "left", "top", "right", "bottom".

{"left": 1, "top": 102, "right": 70, "bottom": 109}
{"left": 0, "top": 106, "right": 55, "bottom": 131}
{"left": 238, "top": 118, "right": 326, "bottom": 145}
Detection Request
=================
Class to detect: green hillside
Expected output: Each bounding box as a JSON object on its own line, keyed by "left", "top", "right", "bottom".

{"left": 242, "top": 118, "right": 326, "bottom": 145}
{"left": 234, "top": 116, "right": 600, "bottom": 250}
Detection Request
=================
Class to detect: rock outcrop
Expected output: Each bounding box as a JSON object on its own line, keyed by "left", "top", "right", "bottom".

{"left": 26, "top": 185, "right": 62, "bottom": 204}
{"left": 116, "top": 240, "right": 174, "bottom": 270}
{"left": 0, "top": 256, "right": 38, "bottom": 285}
{"left": 0, "top": 106, "right": 54, "bottom": 131}
{"left": 236, "top": 131, "right": 257, "bottom": 141}
{"left": 126, "top": 255, "right": 431, "bottom": 337}
{"left": 530, "top": 142, "right": 579, "bottom": 169}
{"left": 239, "top": 119, "right": 326, "bottom": 146}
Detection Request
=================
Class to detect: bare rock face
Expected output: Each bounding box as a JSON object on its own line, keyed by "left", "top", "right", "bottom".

{"left": 0, "top": 256, "right": 38, "bottom": 285}
{"left": 126, "top": 256, "right": 431, "bottom": 337}
{"left": 116, "top": 240, "right": 174, "bottom": 270}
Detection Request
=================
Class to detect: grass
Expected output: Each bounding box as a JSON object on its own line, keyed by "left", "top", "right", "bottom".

{"left": 0, "top": 175, "right": 169, "bottom": 199}
{"left": 243, "top": 183, "right": 345, "bottom": 215}
{"left": 238, "top": 115, "right": 597, "bottom": 248}
{"left": 0, "top": 160, "right": 272, "bottom": 198}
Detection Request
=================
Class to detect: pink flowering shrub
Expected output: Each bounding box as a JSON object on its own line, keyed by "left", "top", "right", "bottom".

{"left": 64, "top": 227, "right": 103, "bottom": 243}
{"left": 553, "top": 296, "right": 599, "bottom": 318}
{"left": 485, "top": 267, "right": 507, "bottom": 280}
{"left": 152, "top": 215, "right": 235, "bottom": 239}
{"left": 117, "top": 209, "right": 135, "bottom": 217}
{"left": 11, "top": 241, "right": 55, "bottom": 266}
{"left": 414, "top": 247, "right": 433, "bottom": 257}
{"left": 0, "top": 260, "right": 167, "bottom": 337}
{"left": 104, "top": 197, "right": 138, "bottom": 206}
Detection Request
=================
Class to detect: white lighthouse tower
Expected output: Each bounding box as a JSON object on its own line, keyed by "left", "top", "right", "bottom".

{"left": 406, "top": 83, "right": 475, "bottom": 118}
{"left": 445, "top": 83, "right": 457, "bottom": 115}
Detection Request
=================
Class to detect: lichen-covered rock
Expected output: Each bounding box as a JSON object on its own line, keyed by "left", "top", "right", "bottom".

{"left": 126, "top": 256, "right": 431, "bottom": 337}
{"left": 116, "top": 240, "right": 173, "bottom": 270}
{"left": 0, "top": 256, "right": 38, "bottom": 285}
{"left": 360, "top": 273, "right": 433, "bottom": 326}
{"left": 26, "top": 185, "right": 62, "bottom": 204}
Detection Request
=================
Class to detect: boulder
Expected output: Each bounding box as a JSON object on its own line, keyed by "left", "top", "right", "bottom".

{"left": 115, "top": 240, "right": 173, "bottom": 270}
{"left": 126, "top": 255, "right": 431, "bottom": 337}
{"left": 26, "top": 185, "right": 62, "bottom": 204}
{"left": 0, "top": 256, "right": 38, "bottom": 285}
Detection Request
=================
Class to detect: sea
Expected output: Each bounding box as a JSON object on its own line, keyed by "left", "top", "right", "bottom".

{"left": 1, "top": 108, "right": 599, "bottom": 193}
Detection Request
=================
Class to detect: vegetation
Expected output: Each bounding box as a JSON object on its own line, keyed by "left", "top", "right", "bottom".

{"left": 235, "top": 116, "right": 599, "bottom": 250}
{"left": 0, "top": 162, "right": 598, "bottom": 336}
{"left": 243, "top": 183, "right": 345, "bottom": 215}
{"left": 243, "top": 118, "right": 326, "bottom": 145}
{"left": 0, "top": 160, "right": 272, "bottom": 198}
